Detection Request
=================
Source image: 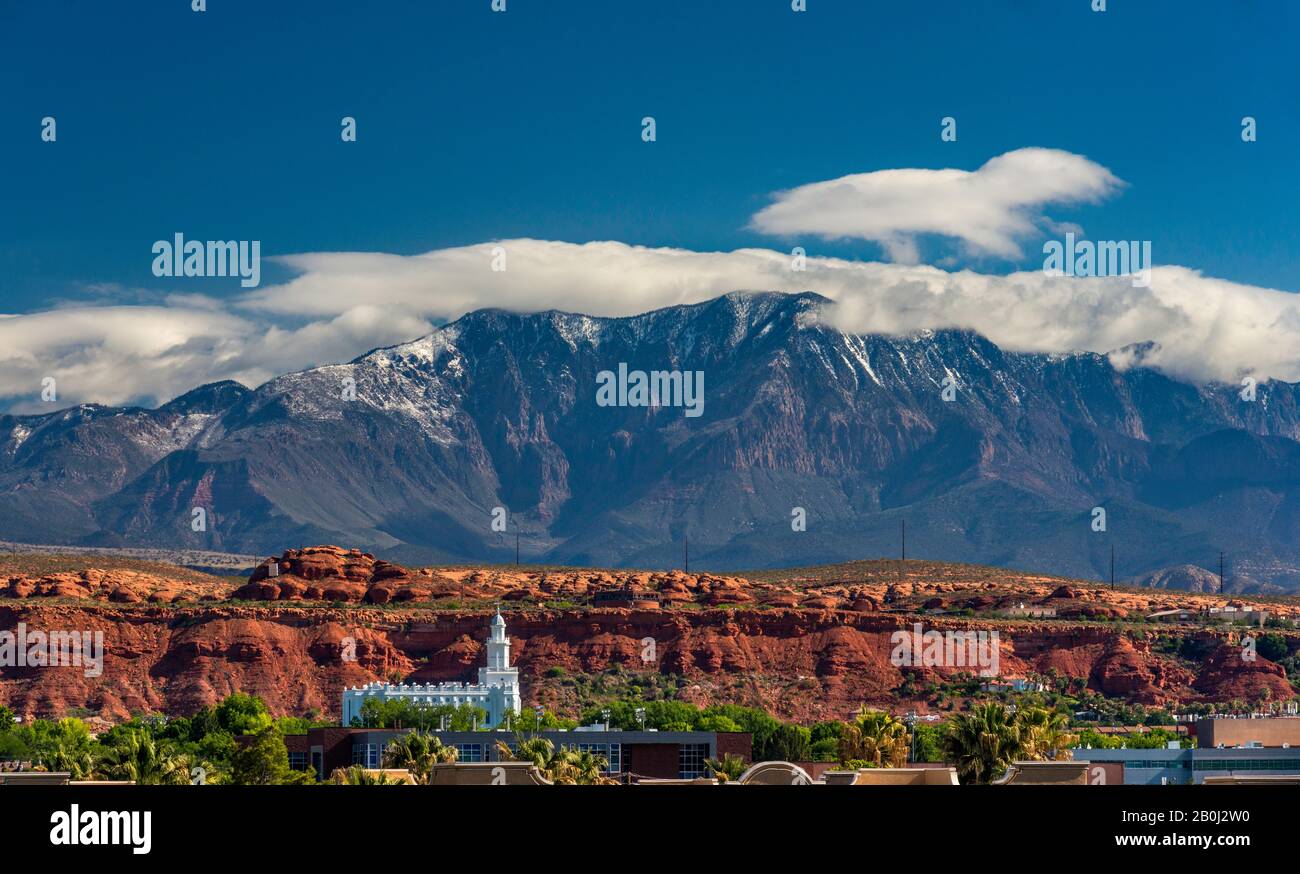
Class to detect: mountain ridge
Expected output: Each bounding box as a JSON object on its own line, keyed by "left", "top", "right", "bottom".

{"left": 3, "top": 291, "right": 1300, "bottom": 587}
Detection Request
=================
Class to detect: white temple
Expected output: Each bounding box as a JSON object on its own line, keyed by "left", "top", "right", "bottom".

{"left": 341, "top": 609, "right": 522, "bottom": 728}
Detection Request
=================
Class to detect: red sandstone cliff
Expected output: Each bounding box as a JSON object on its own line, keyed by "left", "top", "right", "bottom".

{"left": 1, "top": 547, "right": 1295, "bottom": 723}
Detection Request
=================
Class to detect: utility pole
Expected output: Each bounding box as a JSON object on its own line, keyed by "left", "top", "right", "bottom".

{"left": 901, "top": 518, "right": 906, "bottom": 562}
{"left": 684, "top": 535, "right": 689, "bottom": 574}
{"left": 1110, "top": 544, "right": 1115, "bottom": 590}
{"left": 515, "top": 530, "right": 520, "bottom": 566}
{"left": 1219, "top": 551, "right": 1225, "bottom": 595}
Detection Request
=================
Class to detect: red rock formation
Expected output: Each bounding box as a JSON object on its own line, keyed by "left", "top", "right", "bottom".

{"left": 1, "top": 568, "right": 229, "bottom": 604}
{"left": 3, "top": 548, "right": 1298, "bottom": 724}
{"left": 1089, "top": 635, "right": 1195, "bottom": 704}
{"left": 1, "top": 599, "right": 1291, "bottom": 725}
{"left": 1193, "top": 644, "right": 1294, "bottom": 703}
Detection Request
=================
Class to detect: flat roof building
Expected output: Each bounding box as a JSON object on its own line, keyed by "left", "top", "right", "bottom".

{"left": 283, "top": 726, "right": 751, "bottom": 783}
{"left": 1194, "top": 716, "right": 1300, "bottom": 749}
{"left": 1072, "top": 746, "right": 1300, "bottom": 785}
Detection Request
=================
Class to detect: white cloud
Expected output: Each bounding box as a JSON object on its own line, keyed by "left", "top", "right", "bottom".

{"left": 238, "top": 239, "right": 1300, "bottom": 386}
{"left": 238, "top": 240, "right": 789, "bottom": 320}
{"left": 0, "top": 306, "right": 253, "bottom": 412}
{"left": 3, "top": 240, "right": 1298, "bottom": 412}
{"left": 3, "top": 239, "right": 1297, "bottom": 413}
{"left": 0, "top": 304, "right": 430, "bottom": 413}
{"left": 750, "top": 147, "right": 1123, "bottom": 261}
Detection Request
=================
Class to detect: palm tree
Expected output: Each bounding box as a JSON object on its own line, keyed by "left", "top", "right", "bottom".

{"left": 565, "top": 748, "right": 611, "bottom": 785}
{"left": 704, "top": 753, "right": 746, "bottom": 782}
{"left": 838, "top": 708, "right": 910, "bottom": 768}
{"left": 545, "top": 746, "right": 610, "bottom": 785}
{"left": 496, "top": 737, "right": 611, "bottom": 784}
{"left": 102, "top": 731, "right": 190, "bottom": 785}
{"left": 40, "top": 740, "right": 98, "bottom": 781}
{"left": 942, "top": 702, "right": 1026, "bottom": 784}
{"left": 172, "top": 751, "right": 221, "bottom": 785}
{"left": 502, "top": 736, "right": 556, "bottom": 770}
{"left": 330, "top": 765, "right": 402, "bottom": 785}
{"left": 1016, "top": 707, "right": 1077, "bottom": 761}
{"left": 382, "top": 731, "right": 457, "bottom": 783}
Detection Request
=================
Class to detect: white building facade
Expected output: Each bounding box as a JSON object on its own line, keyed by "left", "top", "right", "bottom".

{"left": 341, "top": 610, "right": 522, "bottom": 728}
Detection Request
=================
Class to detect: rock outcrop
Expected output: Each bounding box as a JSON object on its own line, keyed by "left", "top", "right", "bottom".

{"left": 2, "top": 550, "right": 1296, "bottom": 724}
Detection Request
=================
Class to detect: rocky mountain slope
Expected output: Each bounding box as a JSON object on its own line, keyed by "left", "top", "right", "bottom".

{"left": 4, "top": 292, "right": 1300, "bottom": 586}
{"left": 1131, "top": 564, "right": 1284, "bottom": 596}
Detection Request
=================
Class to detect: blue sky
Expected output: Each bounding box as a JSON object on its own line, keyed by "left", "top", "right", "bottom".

{"left": 1, "top": 1, "right": 1298, "bottom": 410}
{"left": 3, "top": 0, "right": 1297, "bottom": 305}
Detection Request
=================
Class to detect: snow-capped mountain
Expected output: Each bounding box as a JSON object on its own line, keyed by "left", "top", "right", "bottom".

{"left": 4, "top": 291, "right": 1300, "bottom": 585}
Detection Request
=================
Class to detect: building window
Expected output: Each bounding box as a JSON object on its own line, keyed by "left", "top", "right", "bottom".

{"left": 1119, "top": 760, "right": 1190, "bottom": 770}
{"left": 575, "top": 743, "right": 621, "bottom": 774}
{"left": 1196, "top": 759, "right": 1300, "bottom": 771}
{"left": 455, "top": 743, "right": 483, "bottom": 763}
{"left": 678, "top": 743, "right": 708, "bottom": 779}
{"left": 352, "top": 743, "right": 380, "bottom": 767}
{"left": 288, "top": 752, "right": 308, "bottom": 770}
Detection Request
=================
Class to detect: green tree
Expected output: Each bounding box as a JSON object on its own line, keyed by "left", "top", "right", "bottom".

{"left": 1075, "top": 728, "right": 1122, "bottom": 749}
{"left": 1257, "top": 633, "right": 1289, "bottom": 663}
{"left": 695, "top": 714, "right": 743, "bottom": 733}
{"left": 101, "top": 730, "right": 191, "bottom": 785}
{"left": 837, "top": 709, "right": 909, "bottom": 768}
{"left": 502, "top": 707, "right": 576, "bottom": 732}
{"left": 1015, "top": 707, "right": 1077, "bottom": 761}
{"left": 275, "top": 711, "right": 333, "bottom": 735}
{"left": 495, "top": 737, "right": 611, "bottom": 784}
{"left": 355, "top": 698, "right": 487, "bottom": 731}
{"left": 912, "top": 723, "right": 946, "bottom": 762}
{"left": 816, "top": 718, "right": 857, "bottom": 762}
{"left": 501, "top": 736, "right": 555, "bottom": 770}
{"left": 214, "top": 692, "right": 274, "bottom": 735}
{"left": 330, "top": 765, "right": 403, "bottom": 785}
{"left": 382, "top": 731, "right": 458, "bottom": 783}
{"left": 942, "top": 702, "right": 1026, "bottom": 784}
{"left": 228, "top": 727, "right": 312, "bottom": 785}
{"left": 703, "top": 753, "right": 747, "bottom": 782}
{"left": 26, "top": 718, "right": 97, "bottom": 779}
{"left": 762, "top": 723, "right": 811, "bottom": 762}
{"left": 551, "top": 747, "right": 610, "bottom": 785}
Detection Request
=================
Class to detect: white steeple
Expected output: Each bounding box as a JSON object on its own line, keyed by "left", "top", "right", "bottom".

{"left": 478, "top": 609, "right": 520, "bottom": 724}
{"left": 485, "top": 607, "right": 511, "bottom": 670}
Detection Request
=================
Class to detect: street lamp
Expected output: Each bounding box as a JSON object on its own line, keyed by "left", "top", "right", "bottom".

{"left": 602, "top": 708, "right": 611, "bottom": 731}
{"left": 635, "top": 707, "right": 646, "bottom": 732}
{"left": 905, "top": 711, "right": 918, "bottom": 764}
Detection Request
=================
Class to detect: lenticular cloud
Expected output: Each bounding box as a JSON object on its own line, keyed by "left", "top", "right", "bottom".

{"left": 750, "top": 148, "right": 1124, "bottom": 262}
{"left": 3, "top": 238, "right": 1297, "bottom": 411}
{"left": 246, "top": 239, "right": 1300, "bottom": 386}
